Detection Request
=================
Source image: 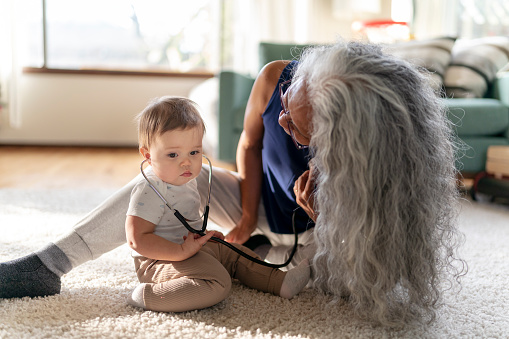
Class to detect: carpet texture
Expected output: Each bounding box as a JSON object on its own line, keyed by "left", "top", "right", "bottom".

{"left": 1, "top": 188, "right": 509, "bottom": 338}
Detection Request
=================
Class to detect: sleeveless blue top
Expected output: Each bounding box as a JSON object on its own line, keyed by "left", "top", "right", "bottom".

{"left": 261, "top": 61, "right": 314, "bottom": 234}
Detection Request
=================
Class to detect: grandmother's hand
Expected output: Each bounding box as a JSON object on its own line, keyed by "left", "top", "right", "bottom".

{"left": 225, "top": 215, "right": 257, "bottom": 244}
{"left": 293, "top": 168, "right": 317, "bottom": 222}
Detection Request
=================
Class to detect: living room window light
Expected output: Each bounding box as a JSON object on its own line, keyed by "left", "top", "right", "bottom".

{"left": 412, "top": 0, "right": 509, "bottom": 40}
{"left": 455, "top": 0, "right": 509, "bottom": 38}
{"left": 21, "top": 0, "right": 221, "bottom": 74}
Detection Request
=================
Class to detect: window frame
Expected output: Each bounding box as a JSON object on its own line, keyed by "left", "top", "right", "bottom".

{"left": 22, "top": 66, "right": 215, "bottom": 78}
{"left": 24, "top": 0, "right": 216, "bottom": 78}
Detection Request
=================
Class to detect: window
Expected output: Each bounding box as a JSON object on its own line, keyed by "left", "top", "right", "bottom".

{"left": 412, "top": 0, "right": 509, "bottom": 40}
{"left": 456, "top": 0, "right": 509, "bottom": 38}
{"left": 23, "top": 0, "right": 220, "bottom": 73}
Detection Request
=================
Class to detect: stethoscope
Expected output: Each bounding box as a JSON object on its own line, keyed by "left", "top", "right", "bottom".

{"left": 140, "top": 155, "right": 298, "bottom": 268}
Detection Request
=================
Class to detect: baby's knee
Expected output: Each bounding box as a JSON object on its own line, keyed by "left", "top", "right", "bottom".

{"left": 213, "top": 269, "right": 232, "bottom": 302}
{"left": 222, "top": 273, "right": 232, "bottom": 294}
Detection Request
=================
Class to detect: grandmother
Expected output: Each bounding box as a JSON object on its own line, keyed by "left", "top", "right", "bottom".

{"left": 1, "top": 40, "right": 466, "bottom": 327}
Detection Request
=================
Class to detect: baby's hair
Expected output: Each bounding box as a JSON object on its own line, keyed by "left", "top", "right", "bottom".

{"left": 136, "top": 96, "right": 205, "bottom": 149}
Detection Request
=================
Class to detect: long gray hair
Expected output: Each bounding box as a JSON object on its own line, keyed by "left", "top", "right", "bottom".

{"left": 294, "top": 41, "right": 466, "bottom": 327}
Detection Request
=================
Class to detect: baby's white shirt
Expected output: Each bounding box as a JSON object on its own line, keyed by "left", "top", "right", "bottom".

{"left": 127, "top": 168, "right": 202, "bottom": 256}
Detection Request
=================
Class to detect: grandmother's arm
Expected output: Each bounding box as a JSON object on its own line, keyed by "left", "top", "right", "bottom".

{"left": 225, "top": 60, "right": 291, "bottom": 244}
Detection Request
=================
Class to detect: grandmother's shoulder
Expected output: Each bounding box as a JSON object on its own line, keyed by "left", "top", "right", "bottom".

{"left": 258, "top": 60, "right": 292, "bottom": 83}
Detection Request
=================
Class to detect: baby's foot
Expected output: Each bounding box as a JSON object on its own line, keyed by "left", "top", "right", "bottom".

{"left": 127, "top": 283, "right": 146, "bottom": 309}
{"left": 279, "top": 259, "right": 311, "bottom": 299}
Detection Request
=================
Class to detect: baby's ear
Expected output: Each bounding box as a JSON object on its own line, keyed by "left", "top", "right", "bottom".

{"left": 139, "top": 147, "right": 150, "bottom": 162}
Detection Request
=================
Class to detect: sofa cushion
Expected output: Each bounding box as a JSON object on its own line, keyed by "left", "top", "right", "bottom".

{"left": 445, "top": 98, "right": 509, "bottom": 136}
{"left": 491, "top": 73, "right": 509, "bottom": 106}
{"left": 444, "top": 36, "right": 509, "bottom": 98}
{"left": 457, "top": 136, "right": 509, "bottom": 173}
{"left": 384, "top": 36, "right": 456, "bottom": 92}
{"left": 258, "top": 42, "right": 316, "bottom": 70}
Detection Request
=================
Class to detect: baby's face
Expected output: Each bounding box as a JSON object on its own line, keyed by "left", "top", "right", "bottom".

{"left": 144, "top": 126, "right": 203, "bottom": 186}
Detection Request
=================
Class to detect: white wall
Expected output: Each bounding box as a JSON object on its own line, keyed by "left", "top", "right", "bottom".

{"left": 308, "top": 0, "right": 393, "bottom": 43}
{"left": 0, "top": 73, "right": 209, "bottom": 146}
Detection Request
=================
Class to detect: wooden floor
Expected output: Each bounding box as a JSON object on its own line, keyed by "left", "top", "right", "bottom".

{"left": 1, "top": 145, "right": 471, "bottom": 194}
{"left": 0, "top": 145, "right": 237, "bottom": 189}
{"left": 0, "top": 146, "right": 142, "bottom": 189}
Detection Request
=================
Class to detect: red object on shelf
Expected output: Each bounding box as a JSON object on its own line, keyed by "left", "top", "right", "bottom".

{"left": 352, "top": 20, "right": 411, "bottom": 43}
{"left": 354, "top": 20, "right": 409, "bottom": 28}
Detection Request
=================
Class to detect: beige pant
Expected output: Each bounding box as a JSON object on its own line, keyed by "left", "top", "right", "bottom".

{"left": 134, "top": 242, "right": 286, "bottom": 312}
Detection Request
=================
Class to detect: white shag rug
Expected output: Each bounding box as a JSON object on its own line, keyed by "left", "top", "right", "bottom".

{"left": 1, "top": 188, "right": 509, "bottom": 339}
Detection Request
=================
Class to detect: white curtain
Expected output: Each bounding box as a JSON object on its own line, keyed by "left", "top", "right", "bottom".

{"left": 412, "top": 0, "right": 459, "bottom": 39}
{"left": 221, "top": 0, "right": 398, "bottom": 75}
{"left": 0, "top": 0, "right": 23, "bottom": 128}
{"left": 221, "top": 0, "right": 313, "bottom": 76}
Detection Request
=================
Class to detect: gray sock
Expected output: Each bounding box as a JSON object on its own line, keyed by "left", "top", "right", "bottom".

{"left": 0, "top": 242, "right": 71, "bottom": 298}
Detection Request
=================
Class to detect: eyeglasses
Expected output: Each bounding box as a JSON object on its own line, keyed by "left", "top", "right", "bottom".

{"left": 279, "top": 80, "right": 309, "bottom": 150}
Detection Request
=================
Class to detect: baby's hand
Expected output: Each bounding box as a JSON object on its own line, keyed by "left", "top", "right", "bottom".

{"left": 181, "top": 231, "right": 214, "bottom": 258}
{"left": 209, "top": 230, "right": 225, "bottom": 241}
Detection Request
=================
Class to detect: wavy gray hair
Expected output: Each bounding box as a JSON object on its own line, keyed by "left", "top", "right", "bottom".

{"left": 293, "top": 40, "right": 466, "bottom": 327}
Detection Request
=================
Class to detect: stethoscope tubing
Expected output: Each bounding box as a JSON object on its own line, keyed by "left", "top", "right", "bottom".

{"left": 140, "top": 156, "right": 298, "bottom": 268}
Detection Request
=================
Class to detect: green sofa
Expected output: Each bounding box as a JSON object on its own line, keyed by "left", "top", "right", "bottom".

{"left": 216, "top": 42, "right": 509, "bottom": 175}
{"left": 446, "top": 77, "right": 509, "bottom": 174}
{"left": 217, "top": 43, "right": 312, "bottom": 163}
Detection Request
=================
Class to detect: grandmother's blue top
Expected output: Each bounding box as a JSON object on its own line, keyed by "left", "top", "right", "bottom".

{"left": 261, "top": 61, "right": 314, "bottom": 234}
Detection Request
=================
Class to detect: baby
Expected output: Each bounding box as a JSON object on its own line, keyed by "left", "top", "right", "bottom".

{"left": 125, "top": 96, "right": 310, "bottom": 312}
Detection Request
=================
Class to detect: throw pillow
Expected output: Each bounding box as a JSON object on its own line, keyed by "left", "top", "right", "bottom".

{"left": 444, "top": 36, "right": 509, "bottom": 98}
{"left": 384, "top": 36, "right": 456, "bottom": 92}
